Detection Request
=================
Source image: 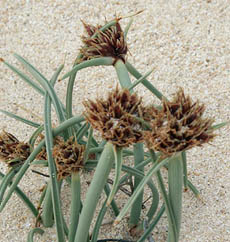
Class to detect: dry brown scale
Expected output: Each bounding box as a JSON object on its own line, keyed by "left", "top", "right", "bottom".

{"left": 79, "top": 20, "right": 127, "bottom": 63}
{"left": 144, "top": 88, "right": 216, "bottom": 156}
{"left": 0, "top": 130, "right": 30, "bottom": 168}
{"left": 83, "top": 87, "right": 146, "bottom": 147}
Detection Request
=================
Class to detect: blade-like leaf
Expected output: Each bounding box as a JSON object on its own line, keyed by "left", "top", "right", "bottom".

{"left": 0, "top": 109, "right": 40, "bottom": 128}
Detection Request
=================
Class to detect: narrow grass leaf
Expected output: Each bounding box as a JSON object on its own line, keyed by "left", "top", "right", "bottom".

{"left": 43, "top": 86, "right": 65, "bottom": 241}
{"left": 13, "top": 54, "right": 66, "bottom": 125}
{"left": 106, "top": 146, "right": 123, "bottom": 206}
{"left": 0, "top": 168, "right": 18, "bottom": 204}
{"left": 128, "top": 68, "right": 154, "bottom": 91}
{"left": 68, "top": 172, "right": 81, "bottom": 242}
{"left": 114, "top": 157, "right": 168, "bottom": 224}
{"left": 74, "top": 143, "right": 114, "bottom": 242}
{"left": 27, "top": 228, "right": 44, "bottom": 242}
{"left": 124, "top": 17, "right": 133, "bottom": 39}
{"left": 61, "top": 57, "right": 114, "bottom": 80}
{"left": 0, "top": 171, "right": 38, "bottom": 217}
{"left": 125, "top": 61, "right": 165, "bottom": 100}
{"left": 0, "top": 109, "right": 40, "bottom": 128}
{"left": 1, "top": 59, "right": 45, "bottom": 95}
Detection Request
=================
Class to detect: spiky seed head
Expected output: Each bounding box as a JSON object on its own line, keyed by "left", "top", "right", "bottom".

{"left": 52, "top": 137, "right": 85, "bottom": 180}
{"left": 0, "top": 131, "right": 30, "bottom": 167}
{"left": 79, "top": 21, "right": 127, "bottom": 63}
{"left": 36, "top": 136, "right": 63, "bottom": 161}
{"left": 83, "top": 87, "right": 145, "bottom": 147}
{"left": 144, "top": 88, "right": 216, "bottom": 156}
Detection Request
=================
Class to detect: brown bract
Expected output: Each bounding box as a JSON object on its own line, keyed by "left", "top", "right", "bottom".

{"left": 52, "top": 137, "right": 85, "bottom": 180}
{"left": 144, "top": 88, "right": 216, "bottom": 156}
{"left": 83, "top": 87, "right": 144, "bottom": 147}
{"left": 0, "top": 131, "right": 30, "bottom": 167}
{"left": 79, "top": 21, "right": 127, "bottom": 63}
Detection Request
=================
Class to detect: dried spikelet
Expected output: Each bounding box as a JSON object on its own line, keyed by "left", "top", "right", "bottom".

{"left": 79, "top": 20, "right": 127, "bottom": 63}
{"left": 53, "top": 137, "right": 85, "bottom": 180}
{"left": 83, "top": 87, "right": 145, "bottom": 147}
{"left": 0, "top": 131, "right": 30, "bottom": 167}
{"left": 36, "top": 136, "right": 63, "bottom": 161}
{"left": 144, "top": 88, "right": 216, "bottom": 156}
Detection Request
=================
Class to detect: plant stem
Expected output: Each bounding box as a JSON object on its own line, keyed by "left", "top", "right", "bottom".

{"left": 167, "top": 154, "right": 183, "bottom": 242}
{"left": 74, "top": 142, "right": 114, "bottom": 242}
{"left": 114, "top": 59, "right": 132, "bottom": 89}
{"left": 125, "top": 61, "right": 165, "bottom": 100}
{"left": 68, "top": 172, "right": 81, "bottom": 242}
{"left": 41, "top": 181, "right": 54, "bottom": 227}
{"left": 129, "top": 143, "right": 144, "bottom": 227}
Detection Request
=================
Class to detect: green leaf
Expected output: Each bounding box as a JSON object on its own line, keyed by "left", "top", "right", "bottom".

{"left": 13, "top": 54, "right": 66, "bottom": 125}
{"left": 27, "top": 228, "right": 44, "bottom": 242}
{"left": 106, "top": 146, "right": 123, "bottom": 206}
{"left": 114, "top": 156, "right": 168, "bottom": 224}
{"left": 1, "top": 59, "right": 45, "bottom": 95}
{"left": 74, "top": 143, "right": 114, "bottom": 242}
{"left": 114, "top": 59, "right": 132, "bottom": 89}
{"left": 0, "top": 109, "right": 40, "bottom": 128}
{"left": 0, "top": 171, "right": 38, "bottom": 217}
{"left": 124, "top": 17, "right": 134, "bottom": 39}
{"left": 167, "top": 154, "right": 183, "bottom": 241}
{"left": 210, "top": 121, "right": 229, "bottom": 130}
{"left": 126, "top": 61, "right": 165, "bottom": 100}
{"left": 61, "top": 57, "right": 114, "bottom": 80}
{"left": 43, "top": 82, "right": 65, "bottom": 241}
{"left": 128, "top": 68, "right": 154, "bottom": 91}
{"left": 68, "top": 172, "right": 81, "bottom": 242}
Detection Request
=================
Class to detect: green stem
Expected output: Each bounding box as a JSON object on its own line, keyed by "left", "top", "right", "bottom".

{"left": 74, "top": 142, "right": 114, "bottom": 242}
{"left": 43, "top": 84, "right": 65, "bottom": 241}
{"left": 114, "top": 156, "right": 168, "bottom": 224}
{"left": 68, "top": 172, "right": 81, "bottom": 242}
{"left": 137, "top": 205, "right": 165, "bottom": 242}
{"left": 62, "top": 57, "right": 114, "bottom": 80}
{"left": 91, "top": 200, "right": 108, "bottom": 242}
{"left": 106, "top": 146, "right": 123, "bottom": 206}
{"left": 41, "top": 182, "right": 54, "bottom": 227}
{"left": 129, "top": 143, "right": 144, "bottom": 227}
{"left": 27, "top": 228, "right": 44, "bottom": 242}
{"left": 182, "top": 151, "right": 188, "bottom": 191}
{"left": 168, "top": 154, "right": 183, "bottom": 242}
{"left": 0, "top": 168, "right": 18, "bottom": 204}
{"left": 104, "top": 183, "right": 119, "bottom": 216}
{"left": 114, "top": 59, "right": 132, "bottom": 89}
{"left": 0, "top": 171, "right": 38, "bottom": 217}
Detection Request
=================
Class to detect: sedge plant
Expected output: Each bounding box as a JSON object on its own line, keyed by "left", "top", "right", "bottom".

{"left": 0, "top": 14, "right": 228, "bottom": 242}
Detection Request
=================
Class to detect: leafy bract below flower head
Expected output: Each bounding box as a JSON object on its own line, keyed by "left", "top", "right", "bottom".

{"left": 0, "top": 131, "right": 30, "bottom": 167}
{"left": 144, "top": 88, "right": 216, "bottom": 156}
{"left": 79, "top": 20, "right": 127, "bottom": 63}
{"left": 83, "top": 87, "right": 145, "bottom": 147}
{"left": 52, "top": 137, "right": 85, "bottom": 180}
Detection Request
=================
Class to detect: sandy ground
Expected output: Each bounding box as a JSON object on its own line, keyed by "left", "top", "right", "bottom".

{"left": 0, "top": 0, "right": 230, "bottom": 241}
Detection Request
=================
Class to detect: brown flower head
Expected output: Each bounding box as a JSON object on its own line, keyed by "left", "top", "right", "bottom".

{"left": 83, "top": 87, "right": 145, "bottom": 147}
{"left": 79, "top": 20, "right": 127, "bottom": 63}
{"left": 0, "top": 131, "right": 30, "bottom": 167}
{"left": 53, "top": 137, "right": 85, "bottom": 180}
{"left": 144, "top": 88, "right": 216, "bottom": 156}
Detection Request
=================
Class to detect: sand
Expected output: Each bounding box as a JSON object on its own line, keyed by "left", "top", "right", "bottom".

{"left": 0, "top": 0, "right": 230, "bottom": 241}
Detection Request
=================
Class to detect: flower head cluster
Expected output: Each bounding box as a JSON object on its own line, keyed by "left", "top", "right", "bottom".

{"left": 0, "top": 131, "right": 30, "bottom": 167}
{"left": 83, "top": 87, "right": 145, "bottom": 147}
{"left": 52, "top": 137, "right": 85, "bottom": 180}
{"left": 79, "top": 20, "right": 127, "bottom": 63}
{"left": 144, "top": 89, "right": 215, "bottom": 156}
